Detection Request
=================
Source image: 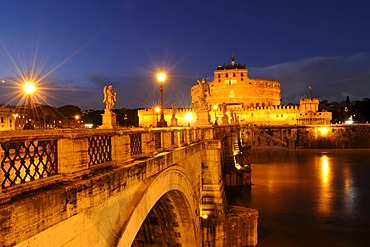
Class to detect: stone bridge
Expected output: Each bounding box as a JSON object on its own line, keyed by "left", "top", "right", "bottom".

{"left": 0, "top": 126, "right": 258, "bottom": 247}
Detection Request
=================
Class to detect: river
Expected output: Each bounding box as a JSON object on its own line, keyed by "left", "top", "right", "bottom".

{"left": 228, "top": 149, "right": 370, "bottom": 247}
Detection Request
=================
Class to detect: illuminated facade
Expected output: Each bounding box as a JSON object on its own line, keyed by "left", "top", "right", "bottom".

{"left": 190, "top": 56, "right": 331, "bottom": 126}
{"left": 138, "top": 56, "right": 332, "bottom": 127}
{"left": 0, "top": 105, "right": 27, "bottom": 130}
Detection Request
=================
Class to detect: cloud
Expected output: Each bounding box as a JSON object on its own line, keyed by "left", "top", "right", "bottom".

{"left": 250, "top": 53, "right": 370, "bottom": 104}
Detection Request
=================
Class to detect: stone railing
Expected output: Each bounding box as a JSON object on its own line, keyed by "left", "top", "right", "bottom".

{"left": 0, "top": 126, "right": 222, "bottom": 195}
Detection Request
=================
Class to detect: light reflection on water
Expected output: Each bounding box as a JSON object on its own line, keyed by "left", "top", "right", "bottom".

{"left": 228, "top": 149, "right": 370, "bottom": 247}
{"left": 318, "top": 154, "right": 331, "bottom": 217}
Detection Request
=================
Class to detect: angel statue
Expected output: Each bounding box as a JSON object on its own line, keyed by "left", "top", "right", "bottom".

{"left": 197, "top": 78, "right": 210, "bottom": 109}
{"left": 103, "top": 85, "right": 117, "bottom": 112}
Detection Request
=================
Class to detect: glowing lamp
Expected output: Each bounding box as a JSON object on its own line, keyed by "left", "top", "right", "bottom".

{"left": 156, "top": 69, "right": 166, "bottom": 82}
{"left": 23, "top": 82, "right": 36, "bottom": 94}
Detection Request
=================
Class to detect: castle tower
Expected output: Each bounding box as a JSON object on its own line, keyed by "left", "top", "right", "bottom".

{"left": 190, "top": 56, "right": 281, "bottom": 110}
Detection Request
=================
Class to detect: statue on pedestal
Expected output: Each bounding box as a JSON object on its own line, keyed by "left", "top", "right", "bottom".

{"left": 103, "top": 85, "right": 117, "bottom": 112}
{"left": 171, "top": 103, "right": 178, "bottom": 127}
{"left": 100, "top": 85, "right": 117, "bottom": 129}
{"left": 196, "top": 78, "right": 210, "bottom": 110}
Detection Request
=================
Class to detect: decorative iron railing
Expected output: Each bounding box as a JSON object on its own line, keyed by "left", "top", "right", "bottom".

{"left": 1, "top": 139, "right": 58, "bottom": 189}
{"left": 180, "top": 130, "right": 185, "bottom": 145}
{"left": 88, "top": 135, "right": 112, "bottom": 166}
{"left": 171, "top": 131, "right": 175, "bottom": 146}
{"left": 130, "top": 133, "right": 142, "bottom": 155}
{"left": 154, "top": 132, "right": 161, "bottom": 149}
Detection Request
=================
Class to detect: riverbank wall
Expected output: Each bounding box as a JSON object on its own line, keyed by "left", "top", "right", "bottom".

{"left": 245, "top": 124, "right": 370, "bottom": 149}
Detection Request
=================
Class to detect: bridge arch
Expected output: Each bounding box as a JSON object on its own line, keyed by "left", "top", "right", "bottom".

{"left": 117, "top": 166, "right": 201, "bottom": 247}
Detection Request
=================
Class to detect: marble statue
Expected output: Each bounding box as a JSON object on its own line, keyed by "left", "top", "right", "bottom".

{"left": 103, "top": 85, "right": 116, "bottom": 112}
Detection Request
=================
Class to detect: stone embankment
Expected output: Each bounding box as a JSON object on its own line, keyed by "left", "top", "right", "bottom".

{"left": 245, "top": 124, "right": 370, "bottom": 149}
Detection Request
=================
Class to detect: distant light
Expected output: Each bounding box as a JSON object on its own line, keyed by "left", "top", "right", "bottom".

{"left": 155, "top": 106, "right": 161, "bottom": 113}
{"left": 213, "top": 104, "right": 218, "bottom": 110}
{"left": 84, "top": 123, "right": 93, "bottom": 128}
{"left": 185, "top": 112, "right": 193, "bottom": 122}
{"left": 345, "top": 116, "right": 354, "bottom": 124}
{"left": 202, "top": 214, "right": 208, "bottom": 219}
{"left": 317, "top": 127, "right": 329, "bottom": 136}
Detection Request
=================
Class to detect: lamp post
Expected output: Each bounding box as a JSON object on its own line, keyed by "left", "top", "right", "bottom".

{"left": 213, "top": 104, "right": 218, "bottom": 125}
{"left": 154, "top": 106, "right": 160, "bottom": 126}
{"left": 23, "top": 82, "right": 35, "bottom": 130}
{"left": 157, "top": 68, "right": 167, "bottom": 127}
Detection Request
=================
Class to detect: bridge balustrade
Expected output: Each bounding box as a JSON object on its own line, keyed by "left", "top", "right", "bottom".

{"left": 0, "top": 127, "right": 219, "bottom": 194}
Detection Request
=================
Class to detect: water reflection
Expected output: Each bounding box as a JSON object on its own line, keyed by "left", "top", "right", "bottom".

{"left": 229, "top": 149, "right": 370, "bottom": 246}
{"left": 343, "top": 162, "right": 355, "bottom": 214}
{"left": 317, "top": 154, "right": 332, "bottom": 217}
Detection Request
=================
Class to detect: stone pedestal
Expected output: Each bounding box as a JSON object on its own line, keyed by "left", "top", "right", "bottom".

{"left": 99, "top": 110, "right": 117, "bottom": 129}
{"left": 196, "top": 109, "right": 211, "bottom": 126}
{"left": 224, "top": 206, "right": 259, "bottom": 247}
{"left": 221, "top": 114, "right": 229, "bottom": 125}
{"left": 171, "top": 117, "right": 178, "bottom": 127}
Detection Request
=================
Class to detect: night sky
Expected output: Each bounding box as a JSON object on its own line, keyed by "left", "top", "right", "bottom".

{"left": 1, "top": 0, "right": 370, "bottom": 110}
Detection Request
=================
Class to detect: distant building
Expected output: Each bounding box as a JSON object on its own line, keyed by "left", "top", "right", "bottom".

{"left": 0, "top": 105, "right": 28, "bottom": 130}
{"left": 138, "top": 55, "right": 332, "bottom": 127}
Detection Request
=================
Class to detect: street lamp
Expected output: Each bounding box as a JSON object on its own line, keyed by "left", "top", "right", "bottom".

{"left": 156, "top": 68, "right": 167, "bottom": 127}
{"left": 23, "top": 82, "right": 36, "bottom": 129}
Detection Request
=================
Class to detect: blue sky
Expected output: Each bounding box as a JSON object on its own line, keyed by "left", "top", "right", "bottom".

{"left": 1, "top": 0, "right": 370, "bottom": 110}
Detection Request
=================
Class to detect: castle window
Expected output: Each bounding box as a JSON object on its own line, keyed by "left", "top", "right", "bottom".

{"left": 233, "top": 73, "right": 236, "bottom": 77}
{"left": 1, "top": 117, "right": 3, "bottom": 123}
{"left": 241, "top": 78, "right": 243, "bottom": 81}
{"left": 241, "top": 73, "right": 243, "bottom": 77}
{"left": 218, "top": 74, "right": 220, "bottom": 78}
{"left": 225, "top": 73, "right": 228, "bottom": 77}
{"left": 218, "top": 79, "right": 220, "bottom": 82}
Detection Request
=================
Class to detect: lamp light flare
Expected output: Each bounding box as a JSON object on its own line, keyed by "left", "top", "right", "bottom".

{"left": 157, "top": 69, "right": 166, "bottom": 82}
{"left": 23, "top": 82, "right": 36, "bottom": 94}
{"left": 185, "top": 112, "right": 193, "bottom": 122}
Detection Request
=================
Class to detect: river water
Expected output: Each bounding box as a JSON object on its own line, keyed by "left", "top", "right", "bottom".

{"left": 228, "top": 149, "right": 370, "bottom": 247}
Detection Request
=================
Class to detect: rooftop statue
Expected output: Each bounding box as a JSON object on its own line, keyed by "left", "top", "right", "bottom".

{"left": 171, "top": 103, "right": 178, "bottom": 117}
{"left": 103, "top": 85, "right": 117, "bottom": 112}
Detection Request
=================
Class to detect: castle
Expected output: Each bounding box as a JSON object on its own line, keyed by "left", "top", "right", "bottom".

{"left": 138, "top": 55, "right": 332, "bottom": 127}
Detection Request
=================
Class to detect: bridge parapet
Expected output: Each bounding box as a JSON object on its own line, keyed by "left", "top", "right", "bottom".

{"left": 0, "top": 126, "right": 224, "bottom": 197}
